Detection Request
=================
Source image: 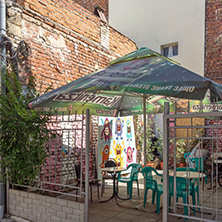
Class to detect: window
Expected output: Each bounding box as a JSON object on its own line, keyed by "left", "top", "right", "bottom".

{"left": 161, "top": 43, "right": 178, "bottom": 58}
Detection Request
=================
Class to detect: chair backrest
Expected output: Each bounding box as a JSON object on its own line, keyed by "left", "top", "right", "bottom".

{"left": 176, "top": 167, "right": 196, "bottom": 172}
{"left": 105, "top": 159, "right": 116, "bottom": 168}
{"left": 142, "top": 166, "right": 158, "bottom": 179}
{"left": 142, "top": 167, "right": 161, "bottom": 188}
{"left": 193, "top": 157, "right": 204, "bottom": 172}
{"left": 128, "top": 163, "right": 142, "bottom": 180}
{"left": 169, "top": 176, "right": 191, "bottom": 197}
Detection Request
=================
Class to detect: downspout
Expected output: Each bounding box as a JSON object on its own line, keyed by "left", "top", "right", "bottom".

{"left": 0, "top": 0, "right": 6, "bottom": 219}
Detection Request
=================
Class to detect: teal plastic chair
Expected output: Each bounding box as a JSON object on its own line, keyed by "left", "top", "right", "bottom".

{"left": 184, "top": 152, "right": 194, "bottom": 168}
{"left": 117, "top": 163, "right": 142, "bottom": 199}
{"left": 169, "top": 176, "right": 196, "bottom": 220}
{"left": 176, "top": 167, "right": 200, "bottom": 207}
{"left": 142, "top": 167, "right": 163, "bottom": 214}
{"left": 192, "top": 157, "right": 208, "bottom": 184}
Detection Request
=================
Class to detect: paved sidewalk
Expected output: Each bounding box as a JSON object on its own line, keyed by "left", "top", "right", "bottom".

{"left": 1, "top": 216, "right": 30, "bottom": 222}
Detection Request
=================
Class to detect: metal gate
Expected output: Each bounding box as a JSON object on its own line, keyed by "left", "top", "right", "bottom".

{"left": 10, "top": 110, "right": 90, "bottom": 222}
{"left": 163, "top": 103, "right": 222, "bottom": 221}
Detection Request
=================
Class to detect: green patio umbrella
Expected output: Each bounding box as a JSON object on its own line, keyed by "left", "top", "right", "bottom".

{"left": 28, "top": 47, "right": 222, "bottom": 166}
{"left": 29, "top": 47, "right": 222, "bottom": 116}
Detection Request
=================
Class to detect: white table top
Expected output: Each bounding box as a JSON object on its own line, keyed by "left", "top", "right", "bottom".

{"left": 169, "top": 171, "right": 206, "bottom": 179}
{"left": 101, "top": 167, "right": 126, "bottom": 173}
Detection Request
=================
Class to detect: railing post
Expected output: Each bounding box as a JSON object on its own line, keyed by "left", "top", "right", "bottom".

{"left": 85, "top": 109, "right": 90, "bottom": 222}
{"left": 163, "top": 102, "right": 169, "bottom": 222}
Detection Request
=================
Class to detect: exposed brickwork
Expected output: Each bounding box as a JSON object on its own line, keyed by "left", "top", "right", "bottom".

{"left": 6, "top": 0, "right": 137, "bottom": 93}
{"left": 73, "top": 0, "right": 109, "bottom": 21}
{"left": 9, "top": 189, "right": 84, "bottom": 222}
{"left": 6, "top": 2, "right": 137, "bottom": 213}
{"left": 205, "top": 0, "right": 222, "bottom": 83}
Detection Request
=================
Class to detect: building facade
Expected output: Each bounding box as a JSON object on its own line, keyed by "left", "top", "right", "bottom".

{"left": 205, "top": 0, "right": 222, "bottom": 84}
{"left": 109, "top": 0, "right": 206, "bottom": 76}
{"left": 5, "top": 0, "right": 137, "bottom": 93}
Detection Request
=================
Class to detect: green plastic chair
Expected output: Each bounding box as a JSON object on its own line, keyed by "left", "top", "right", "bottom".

{"left": 169, "top": 176, "right": 196, "bottom": 220}
{"left": 142, "top": 167, "right": 163, "bottom": 214}
{"left": 176, "top": 167, "right": 200, "bottom": 207}
{"left": 117, "top": 163, "right": 142, "bottom": 199}
{"left": 192, "top": 157, "right": 208, "bottom": 184}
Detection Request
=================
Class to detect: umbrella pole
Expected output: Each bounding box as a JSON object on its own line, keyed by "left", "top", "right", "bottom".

{"left": 143, "top": 95, "right": 147, "bottom": 167}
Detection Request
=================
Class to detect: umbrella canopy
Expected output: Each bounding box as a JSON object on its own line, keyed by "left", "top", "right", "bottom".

{"left": 29, "top": 47, "right": 222, "bottom": 116}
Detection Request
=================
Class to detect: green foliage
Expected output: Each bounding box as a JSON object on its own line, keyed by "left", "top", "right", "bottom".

{"left": 135, "top": 115, "right": 163, "bottom": 163}
{"left": 176, "top": 139, "right": 186, "bottom": 163}
{"left": 0, "top": 71, "right": 50, "bottom": 185}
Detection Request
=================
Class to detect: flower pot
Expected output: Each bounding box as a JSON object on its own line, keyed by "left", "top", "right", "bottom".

{"left": 160, "top": 161, "right": 163, "bottom": 170}
{"left": 178, "top": 162, "right": 186, "bottom": 167}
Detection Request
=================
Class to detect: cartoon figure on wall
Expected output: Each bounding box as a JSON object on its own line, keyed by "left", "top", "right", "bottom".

{"left": 97, "top": 116, "right": 136, "bottom": 179}
{"left": 126, "top": 118, "right": 132, "bottom": 141}
{"left": 101, "top": 118, "right": 112, "bottom": 141}
{"left": 124, "top": 146, "right": 135, "bottom": 167}
{"left": 115, "top": 118, "right": 124, "bottom": 140}
{"left": 113, "top": 140, "right": 124, "bottom": 167}
{"left": 99, "top": 145, "right": 112, "bottom": 169}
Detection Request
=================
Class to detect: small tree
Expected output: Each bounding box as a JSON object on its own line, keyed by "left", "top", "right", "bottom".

{"left": 0, "top": 71, "right": 50, "bottom": 185}
{"left": 135, "top": 115, "right": 163, "bottom": 164}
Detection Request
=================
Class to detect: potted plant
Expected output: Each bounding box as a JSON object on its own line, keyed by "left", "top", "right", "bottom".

{"left": 135, "top": 115, "right": 163, "bottom": 168}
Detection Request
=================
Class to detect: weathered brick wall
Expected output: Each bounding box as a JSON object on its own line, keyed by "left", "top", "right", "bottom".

{"left": 9, "top": 189, "right": 84, "bottom": 222}
{"left": 6, "top": 1, "right": 137, "bottom": 189}
{"left": 205, "top": 0, "right": 222, "bottom": 83}
{"left": 6, "top": 0, "right": 137, "bottom": 92}
{"left": 205, "top": 119, "right": 222, "bottom": 152}
{"left": 73, "top": 0, "right": 109, "bottom": 21}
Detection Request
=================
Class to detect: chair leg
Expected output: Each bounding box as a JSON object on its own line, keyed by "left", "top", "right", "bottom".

{"left": 192, "top": 192, "right": 196, "bottom": 215}
{"left": 196, "top": 190, "right": 199, "bottom": 211}
{"left": 76, "top": 188, "right": 78, "bottom": 202}
{"left": 137, "top": 180, "right": 140, "bottom": 196}
{"left": 90, "top": 184, "right": 92, "bottom": 203}
{"left": 127, "top": 183, "right": 129, "bottom": 194}
{"left": 152, "top": 190, "right": 155, "bottom": 204}
{"left": 101, "top": 179, "right": 104, "bottom": 197}
{"left": 156, "top": 192, "right": 161, "bottom": 214}
{"left": 143, "top": 188, "right": 148, "bottom": 207}
{"left": 129, "top": 182, "right": 133, "bottom": 199}
{"left": 97, "top": 184, "right": 100, "bottom": 199}
{"left": 169, "top": 196, "right": 171, "bottom": 212}
{"left": 182, "top": 195, "right": 188, "bottom": 220}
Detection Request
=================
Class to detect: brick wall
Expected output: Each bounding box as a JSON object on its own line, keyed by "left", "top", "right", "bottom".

{"left": 7, "top": 0, "right": 137, "bottom": 92}
{"left": 73, "top": 0, "right": 109, "bottom": 21}
{"left": 205, "top": 0, "right": 222, "bottom": 83}
{"left": 9, "top": 189, "right": 84, "bottom": 222}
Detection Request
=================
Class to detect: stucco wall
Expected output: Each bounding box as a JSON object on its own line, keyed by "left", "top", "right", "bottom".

{"left": 109, "top": 0, "right": 205, "bottom": 76}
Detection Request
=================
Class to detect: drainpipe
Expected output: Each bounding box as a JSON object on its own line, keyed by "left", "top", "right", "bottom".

{"left": 0, "top": 0, "right": 6, "bottom": 219}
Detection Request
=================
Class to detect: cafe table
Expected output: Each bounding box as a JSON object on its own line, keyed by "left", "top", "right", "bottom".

{"left": 169, "top": 170, "right": 206, "bottom": 214}
{"left": 100, "top": 166, "right": 130, "bottom": 205}
{"left": 213, "top": 153, "right": 222, "bottom": 164}
{"left": 169, "top": 171, "right": 206, "bottom": 179}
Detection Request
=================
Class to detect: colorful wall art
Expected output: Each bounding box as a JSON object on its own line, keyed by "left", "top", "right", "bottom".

{"left": 97, "top": 116, "right": 136, "bottom": 179}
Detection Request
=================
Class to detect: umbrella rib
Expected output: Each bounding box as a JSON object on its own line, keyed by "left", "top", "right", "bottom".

{"left": 97, "top": 90, "right": 142, "bottom": 98}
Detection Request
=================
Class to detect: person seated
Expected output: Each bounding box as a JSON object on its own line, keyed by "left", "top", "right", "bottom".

{"left": 186, "top": 142, "right": 200, "bottom": 168}
{"left": 194, "top": 142, "right": 210, "bottom": 160}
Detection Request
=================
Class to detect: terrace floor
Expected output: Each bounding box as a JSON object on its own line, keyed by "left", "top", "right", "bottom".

{"left": 60, "top": 170, "right": 222, "bottom": 222}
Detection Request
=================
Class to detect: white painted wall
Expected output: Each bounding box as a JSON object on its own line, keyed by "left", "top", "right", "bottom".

{"left": 109, "top": 0, "right": 205, "bottom": 76}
